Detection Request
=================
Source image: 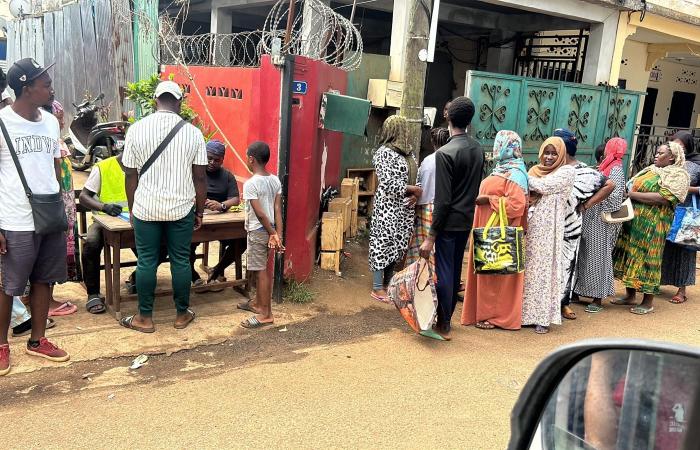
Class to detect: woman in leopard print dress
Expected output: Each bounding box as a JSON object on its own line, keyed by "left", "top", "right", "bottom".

{"left": 369, "top": 115, "right": 421, "bottom": 301}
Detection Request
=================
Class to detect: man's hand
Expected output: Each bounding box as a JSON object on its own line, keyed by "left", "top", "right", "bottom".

{"left": 0, "top": 233, "right": 6, "bottom": 255}
{"left": 204, "top": 199, "right": 220, "bottom": 211}
{"left": 419, "top": 236, "right": 435, "bottom": 260}
{"left": 194, "top": 215, "right": 203, "bottom": 231}
{"left": 268, "top": 233, "right": 285, "bottom": 251}
{"left": 102, "top": 203, "right": 123, "bottom": 217}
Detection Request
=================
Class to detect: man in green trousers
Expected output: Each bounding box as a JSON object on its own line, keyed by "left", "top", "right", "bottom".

{"left": 120, "top": 81, "right": 207, "bottom": 333}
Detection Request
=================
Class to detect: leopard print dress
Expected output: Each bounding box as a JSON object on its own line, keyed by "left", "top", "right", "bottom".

{"left": 369, "top": 145, "right": 416, "bottom": 272}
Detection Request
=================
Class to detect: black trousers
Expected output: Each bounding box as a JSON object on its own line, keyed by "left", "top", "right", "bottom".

{"left": 435, "top": 230, "right": 470, "bottom": 332}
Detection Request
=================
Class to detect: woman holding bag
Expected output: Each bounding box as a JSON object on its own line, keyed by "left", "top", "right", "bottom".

{"left": 461, "top": 130, "right": 528, "bottom": 330}
{"left": 660, "top": 131, "right": 700, "bottom": 304}
{"left": 573, "top": 138, "right": 627, "bottom": 313}
{"left": 613, "top": 142, "right": 689, "bottom": 315}
{"left": 522, "top": 137, "right": 575, "bottom": 334}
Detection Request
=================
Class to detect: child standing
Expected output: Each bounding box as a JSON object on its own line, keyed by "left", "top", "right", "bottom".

{"left": 240, "top": 141, "right": 284, "bottom": 329}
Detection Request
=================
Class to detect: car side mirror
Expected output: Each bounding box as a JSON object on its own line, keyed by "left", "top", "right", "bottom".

{"left": 508, "top": 339, "right": 700, "bottom": 450}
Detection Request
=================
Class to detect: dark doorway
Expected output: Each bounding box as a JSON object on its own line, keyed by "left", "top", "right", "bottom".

{"left": 640, "top": 87, "right": 658, "bottom": 126}
{"left": 668, "top": 91, "right": 696, "bottom": 128}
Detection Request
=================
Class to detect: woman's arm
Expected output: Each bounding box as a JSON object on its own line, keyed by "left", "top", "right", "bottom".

{"left": 629, "top": 191, "right": 671, "bottom": 207}
{"left": 582, "top": 179, "right": 615, "bottom": 211}
{"left": 528, "top": 167, "right": 574, "bottom": 195}
{"left": 478, "top": 180, "right": 527, "bottom": 219}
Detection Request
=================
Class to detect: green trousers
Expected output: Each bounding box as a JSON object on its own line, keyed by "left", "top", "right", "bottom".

{"left": 133, "top": 211, "right": 194, "bottom": 317}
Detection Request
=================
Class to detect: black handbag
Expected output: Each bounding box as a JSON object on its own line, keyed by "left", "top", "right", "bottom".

{"left": 0, "top": 118, "right": 68, "bottom": 235}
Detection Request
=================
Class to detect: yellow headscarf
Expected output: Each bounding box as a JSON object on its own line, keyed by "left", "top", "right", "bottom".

{"left": 528, "top": 137, "right": 567, "bottom": 178}
{"left": 633, "top": 141, "right": 690, "bottom": 202}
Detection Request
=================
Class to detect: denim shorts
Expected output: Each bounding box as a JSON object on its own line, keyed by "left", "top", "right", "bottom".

{"left": 0, "top": 230, "right": 67, "bottom": 296}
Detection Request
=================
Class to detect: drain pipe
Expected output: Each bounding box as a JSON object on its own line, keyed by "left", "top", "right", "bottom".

{"left": 273, "top": 54, "right": 295, "bottom": 303}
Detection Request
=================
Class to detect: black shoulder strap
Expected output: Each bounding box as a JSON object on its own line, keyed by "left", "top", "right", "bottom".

{"left": 139, "top": 119, "right": 188, "bottom": 177}
{"left": 0, "top": 118, "right": 32, "bottom": 198}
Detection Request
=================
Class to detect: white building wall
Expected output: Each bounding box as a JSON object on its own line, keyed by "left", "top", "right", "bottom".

{"left": 620, "top": 40, "right": 700, "bottom": 127}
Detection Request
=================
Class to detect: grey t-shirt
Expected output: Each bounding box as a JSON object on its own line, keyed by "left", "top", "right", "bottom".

{"left": 242, "top": 174, "right": 282, "bottom": 231}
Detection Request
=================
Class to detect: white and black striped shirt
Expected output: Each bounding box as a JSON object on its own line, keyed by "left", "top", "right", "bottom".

{"left": 122, "top": 111, "right": 207, "bottom": 221}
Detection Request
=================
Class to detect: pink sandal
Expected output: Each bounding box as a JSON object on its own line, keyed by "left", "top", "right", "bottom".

{"left": 370, "top": 292, "right": 390, "bottom": 304}
{"left": 48, "top": 302, "right": 78, "bottom": 317}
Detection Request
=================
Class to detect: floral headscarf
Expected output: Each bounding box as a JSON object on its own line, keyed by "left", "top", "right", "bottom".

{"left": 528, "top": 137, "right": 567, "bottom": 178}
{"left": 633, "top": 141, "right": 689, "bottom": 202}
{"left": 491, "top": 130, "right": 528, "bottom": 193}
{"left": 599, "top": 137, "right": 627, "bottom": 177}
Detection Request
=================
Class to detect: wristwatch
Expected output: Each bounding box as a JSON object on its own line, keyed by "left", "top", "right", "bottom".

{"left": 220, "top": 202, "right": 227, "bottom": 212}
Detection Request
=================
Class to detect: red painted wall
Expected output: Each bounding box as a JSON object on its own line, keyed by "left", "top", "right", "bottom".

{"left": 164, "top": 56, "right": 348, "bottom": 281}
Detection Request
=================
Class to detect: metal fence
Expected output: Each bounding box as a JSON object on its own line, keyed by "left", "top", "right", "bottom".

{"left": 6, "top": 0, "right": 140, "bottom": 124}
{"left": 632, "top": 124, "right": 700, "bottom": 174}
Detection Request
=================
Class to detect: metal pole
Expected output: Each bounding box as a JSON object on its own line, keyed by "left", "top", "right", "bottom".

{"left": 284, "top": 0, "right": 297, "bottom": 48}
{"left": 273, "top": 55, "right": 295, "bottom": 303}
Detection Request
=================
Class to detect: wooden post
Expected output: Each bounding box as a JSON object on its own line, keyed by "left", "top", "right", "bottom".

{"left": 390, "top": 0, "right": 432, "bottom": 152}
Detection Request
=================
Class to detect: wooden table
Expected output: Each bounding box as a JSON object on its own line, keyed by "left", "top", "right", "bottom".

{"left": 94, "top": 212, "right": 248, "bottom": 320}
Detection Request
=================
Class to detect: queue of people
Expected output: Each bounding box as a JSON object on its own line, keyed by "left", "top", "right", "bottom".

{"left": 369, "top": 95, "right": 699, "bottom": 339}
{"left": 0, "top": 59, "right": 283, "bottom": 376}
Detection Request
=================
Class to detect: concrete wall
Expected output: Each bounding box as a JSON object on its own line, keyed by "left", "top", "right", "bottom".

{"left": 620, "top": 40, "right": 700, "bottom": 127}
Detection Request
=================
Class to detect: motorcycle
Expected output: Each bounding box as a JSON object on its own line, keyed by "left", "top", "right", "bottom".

{"left": 64, "top": 93, "right": 130, "bottom": 171}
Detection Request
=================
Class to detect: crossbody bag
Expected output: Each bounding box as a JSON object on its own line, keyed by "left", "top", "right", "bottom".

{"left": 139, "top": 119, "right": 187, "bottom": 177}
{"left": 0, "top": 118, "right": 68, "bottom": 235}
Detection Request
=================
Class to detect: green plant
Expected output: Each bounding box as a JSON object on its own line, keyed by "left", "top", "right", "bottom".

{"left": 125, "top": 73, "right": 214, "bottom": 141}
{"left": 283, "top": 280, "right": 314, "bottom": 304}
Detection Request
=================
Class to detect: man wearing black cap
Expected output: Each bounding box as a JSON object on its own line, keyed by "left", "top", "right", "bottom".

{"left": 0, "top": 58, "right": 70, "bottom": 376}
{"left": 189, "top": 139, "right": 241, "bottom": 289}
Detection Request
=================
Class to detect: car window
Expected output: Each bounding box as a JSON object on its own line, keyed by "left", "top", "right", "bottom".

{"left": 530, "top": 350, "right": 700, "bottom": 450}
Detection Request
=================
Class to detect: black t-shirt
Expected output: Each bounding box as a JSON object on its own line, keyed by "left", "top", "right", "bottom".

{"left": 206, "top": 168, "right": 239, "bottom": 203}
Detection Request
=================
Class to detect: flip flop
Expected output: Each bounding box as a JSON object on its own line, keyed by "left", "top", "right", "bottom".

{"left": 119, "top": 315, "right": 155, "bottom": 333}
{"left": 419, "top": 329, "right": 446, "bottom": 341}
{"left": 48, "top": 302, "right": 78, "bottom": 317}
{"left": 562, "top": 307, "right": 577, "bottom": 320}
{"left": 237, "top": 301, "right": 258, "bottom": 313}
{"left": 475, "top": 321, "right": 495, "bottom": 330}
{"left": 12, "top": 318, "right": 56, "bottom": 337}
{"left": 535, "top": 325, "right": 549, "bottom": 334}
{"left": 370, "top": 292, "right": 390, "bottom": 304}
{"left": 585, "top": 304, "right": 604, "bottom": 314}
{"left": 240, "top": 315, "right": 274, "bottom": 329}
{"left": 630, "top": 306, "right": 655, "bottom": 315}
{"left": 611, "top": 298, "right": 637, "bottom": 306}
{"left": 174, "top": 309, "right": 196, "bottom": 329}
{"left": 669, "top": 295, "right": 688, "bottom": 304}
{"left": 86, "top": 296, "right": 106, "bottom": 315}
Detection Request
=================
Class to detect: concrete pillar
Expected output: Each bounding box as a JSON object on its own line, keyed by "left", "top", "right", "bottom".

{"left": 582, "top": 11, "right": 619, "bottom": 85}
{"left": 486, "top": 30, "right": 517, "bottom": 75}
{"left": 389, "top": 0, "right": 411, "bottom": 82}
{"left": 301, "top": 0, "right": 330, "bottom": 60}
{"left": 210, "top": 7, "right": 233, "bottom": 65}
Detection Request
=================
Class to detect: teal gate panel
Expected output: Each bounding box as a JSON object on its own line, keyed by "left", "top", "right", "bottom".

{"left": 466, "top": 72, "right": 522, "bottom": 146}
{"left": 466, "top": 71, "right": 644, "bottom": 173}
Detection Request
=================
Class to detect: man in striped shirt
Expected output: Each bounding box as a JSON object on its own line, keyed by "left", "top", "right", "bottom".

{"left": 121, "top": 81, "right": 207, "bottom": 333}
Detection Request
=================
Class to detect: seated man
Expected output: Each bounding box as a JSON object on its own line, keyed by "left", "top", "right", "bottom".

{"left": 190, "top": 140, "right": 241, "bottom": 289}
{"left": 79, "top": 154, "right": 166, "bottom": 313}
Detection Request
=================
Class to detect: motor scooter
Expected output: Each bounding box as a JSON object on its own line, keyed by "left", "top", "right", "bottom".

{"left": 64, "top": 93, "right": 129, "bottom": 171}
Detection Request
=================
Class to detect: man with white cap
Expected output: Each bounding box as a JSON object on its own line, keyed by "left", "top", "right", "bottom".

{"left": 121, "top": 80, "right": 207, "bottom": 333}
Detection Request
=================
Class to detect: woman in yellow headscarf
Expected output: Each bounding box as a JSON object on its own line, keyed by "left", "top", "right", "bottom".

{"left": 613, "top": 141, "right": 690, "bottom": 315}
{"left": 522, "top": 137, "right": 576, "bottom": 334}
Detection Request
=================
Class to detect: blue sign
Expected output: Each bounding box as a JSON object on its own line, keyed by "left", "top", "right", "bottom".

{"left": 293, "top": 81, "right": 308, "bottom": 95}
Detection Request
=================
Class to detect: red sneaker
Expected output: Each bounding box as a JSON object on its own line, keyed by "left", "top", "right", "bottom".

{"left": 0, "top": 344, "right": 9, "bottom": 376}
{"left": 26, "top": 338, "right": 70, "bottom": 362}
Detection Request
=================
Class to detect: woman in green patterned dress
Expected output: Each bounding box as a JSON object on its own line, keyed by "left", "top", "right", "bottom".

{"left": 612, "top": 142, "right": 689, "bottom": 315}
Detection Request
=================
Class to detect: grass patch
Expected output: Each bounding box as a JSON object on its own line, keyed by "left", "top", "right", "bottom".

{"left": 283, "top": 281, "right": 314, "bottom": 304}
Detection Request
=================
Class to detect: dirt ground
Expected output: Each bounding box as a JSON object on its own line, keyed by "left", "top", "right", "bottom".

{"left": 2, "top": 170, "right": 699, "bottom": 448}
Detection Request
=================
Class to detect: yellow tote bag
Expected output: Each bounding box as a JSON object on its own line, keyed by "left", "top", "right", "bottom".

{"left": 472, "top": 197, "right": 525, "bottom": 274}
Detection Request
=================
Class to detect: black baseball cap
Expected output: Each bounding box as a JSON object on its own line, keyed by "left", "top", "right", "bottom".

{"left": 7, "top": 58, "right": 55, "bottom": 95}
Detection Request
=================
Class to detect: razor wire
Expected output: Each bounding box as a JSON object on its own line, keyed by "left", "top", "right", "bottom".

{"left": 155, "top": 0, "right": 362, "bottom": 70}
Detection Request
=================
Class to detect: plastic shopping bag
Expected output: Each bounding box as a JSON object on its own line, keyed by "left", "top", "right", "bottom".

{"left": 387, "top": 258, "right": 442, "bottom": 339}
{"left": 668, "top": 195, "right": 700, "bottom": 251}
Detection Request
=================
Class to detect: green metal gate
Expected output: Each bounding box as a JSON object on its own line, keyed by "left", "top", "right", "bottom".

{"left": 465, "top": 70, "right": 644, "bottom": 174}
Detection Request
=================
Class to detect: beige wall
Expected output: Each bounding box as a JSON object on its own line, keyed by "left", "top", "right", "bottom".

{"left": 620, "top": 39, "right": 700, "bottom": 128}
